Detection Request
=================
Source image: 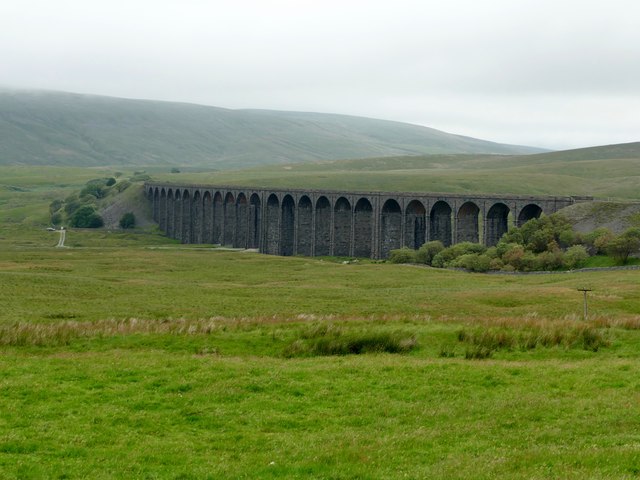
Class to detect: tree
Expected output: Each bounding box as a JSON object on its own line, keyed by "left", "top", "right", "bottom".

{"left": 119, "top": 212, "right": 136, "bottom": 229}
{"left": 607, "top": 228, "right": 640, "bottom": 264}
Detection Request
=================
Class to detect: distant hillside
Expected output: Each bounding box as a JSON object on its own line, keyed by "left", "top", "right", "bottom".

{"left": 152, "top": 142, "right": 640, "bottom": 200}
{"left": 0, "top": 89, "right": 544, "bottom": 168}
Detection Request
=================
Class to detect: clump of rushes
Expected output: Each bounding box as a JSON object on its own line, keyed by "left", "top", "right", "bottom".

{"left": 283, "top": 323, "right": 418, "bottom": 357}
{"left": 457, "top": 322, "right": 608, "bottom": 359}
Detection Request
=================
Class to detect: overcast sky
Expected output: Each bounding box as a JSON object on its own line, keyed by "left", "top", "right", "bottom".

{"left": 1, "top": 0, "right": 639, "bottom": 150}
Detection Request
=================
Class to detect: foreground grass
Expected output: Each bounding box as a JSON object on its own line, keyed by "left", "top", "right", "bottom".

{"left": 2, "top": 349, "right": 639, "bottom": 479}
{"left": 2, "top": 227, "right": 640, "bottom": 478}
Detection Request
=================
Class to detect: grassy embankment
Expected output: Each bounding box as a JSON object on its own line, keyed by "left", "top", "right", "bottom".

{"left": 1, "top": 164, "right": 640, "bottom": 478}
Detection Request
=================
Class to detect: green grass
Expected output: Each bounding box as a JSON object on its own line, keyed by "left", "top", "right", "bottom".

{"left": 151, "top": 144, "right": 640, "bottom": 200}
{"left": 2, "top": 166, "right": 640, "bottom": 478}
{"left": 1, "top": 230, "right": 640, "bottom": 478}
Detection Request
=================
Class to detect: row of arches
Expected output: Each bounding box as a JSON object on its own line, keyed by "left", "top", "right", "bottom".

{"left": 149, "top": 186, "right": 544, "bottom": 258}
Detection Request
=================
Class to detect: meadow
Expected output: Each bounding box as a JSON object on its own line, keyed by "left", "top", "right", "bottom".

{"left": 1, "top": 164, "right": 640, "bottom": 478}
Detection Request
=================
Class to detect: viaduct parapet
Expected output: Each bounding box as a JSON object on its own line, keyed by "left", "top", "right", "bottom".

{"left": 145, "top": 183, "right": 591, "bottom": 259}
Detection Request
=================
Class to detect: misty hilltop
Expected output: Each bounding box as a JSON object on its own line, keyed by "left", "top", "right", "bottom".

{"left": 0, "top": 90, "right": 545, "bottom": 168}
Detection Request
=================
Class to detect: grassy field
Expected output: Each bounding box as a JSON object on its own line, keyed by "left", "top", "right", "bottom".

{"left": 152, "top": 143, "right": 640, "bottom": 200}
{"left": 2, "top": 165, "right": 640, "bottom": 478}
{"left": 1, "top": 230, "right": 640, "bottom": 478}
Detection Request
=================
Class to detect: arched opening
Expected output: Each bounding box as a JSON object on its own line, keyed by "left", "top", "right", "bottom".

{"left": 235, "top": 193, "right": 248, "bottom": 248}
{"left": 334, "top": 197, "right": 352, "bottom": 257}
{"left": 249, "top": 194, "right": 261, "bottom": 249}
{"left": 223, "top": 192, "right": 235, "bottom": 246}
{"left": 153, "top": 188, "right": 160, "bottom": 222}
{"left": 181, "top": 190, "right": 192, "bottom": 243}
{"left": 297, "top": 196, "right": 313, "bottom": 256}
{"left": 281, "top": 195, "right": 295, "bottom": 256}
{"left": 314, "top": 197, "right": 331, "bottom": 256}
{"left": 381, "top": 199, "right": 402, "bottom": 258}
{"left": 202, "top": 191, "right": 213, "bottom": 244}
{"left": 266, "top": 194, "right": 280, "bottom": 255}
{"left": 518, "top": 204, "right": 543, "bottom": 226}
{"left": 213, "top": 192, "right": 223, "bottom": 244}
{"left": 456, "top": 201, "right": 479, "bottom": 244}
{"left": 405, "top": 200, "right": 426, "bottom": 249}
{"left": 486, "top": 203, "right": 510, "bottom": 246}
{"left": 174, "top": 190, "right": 183, "bottom": 242}
{"left": 192, "top": 191, "right": 202, "bottom": 244}
{"left": 166, "top": 189, "right": 175, "bottom": 238}
{"left": 159, "top": 189, "right": 167, "bottom": 232}
{"left": 354, "top": 198, "right": 373, "bottom": 258}
{"left": 430, "top": 201, "right": 452, "bottom": 247}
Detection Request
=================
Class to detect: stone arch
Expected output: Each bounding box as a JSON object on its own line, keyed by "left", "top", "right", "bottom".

{"left": 153, "top": 188, "right": 160, "bottom": 222}
{"left": 354, "top": 198, "right": 373, "bottom": 258}
{"left": 234, "top": 193, "right": 248, "bottom": 248}
{"left": 174, "top": 190, "right": 183, "bottom": 242}
{"left": 314, "top": 196, "right": 331, "bottom": 256}
{"left": 405, "top": 200, "right": 426, "bottom": 249}
{"left": 203, "top": 191, "right": 213, "bottom": 244}
{"left": 456, "top": 201, "right": 479, "bottom": 244}
{"left": 159, "top": 188, "right": 167, "bottom": 232}
{"left": 213, "top": 192, "right": 223, "bottom": 244}
{"left": 265, "top": 194, "right": 280, "bottom": 255}
{"left": 249, "top": 193, "right": 261, "bottom": 249}
{"left": 297, "top": 196, "right": 313, "bottom": 256}
{"left": 518, "top": 203, "right": 543, "bottom": 226}
{"left": 430, "top": 201, "right": 452, "bottom": 247}
{"left": 192, "top": 191, "right": 202, "bottom": 244}
{"left": 223, "top": 192, "right": 235, "bottom": 246}
{"left": 334, "top": 197, "right": 352, "bottom": 257}
{"left": 381, "top": 199, "right": 402, "bottom": 258}
{"left": 166, "top": 189, "right": 175, "bottom": 238}
{"left": 486, "top": 203, "right": 510, "bottom": 247}
{"left": 281, "top": 195, "right": 295, "bottom": 256}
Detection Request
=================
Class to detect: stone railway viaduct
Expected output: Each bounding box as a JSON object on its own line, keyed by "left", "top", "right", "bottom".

{"left": 145, "top": 183, "right": 589, "bottom": 259}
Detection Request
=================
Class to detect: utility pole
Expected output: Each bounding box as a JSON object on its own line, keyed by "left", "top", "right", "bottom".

{"left": 577, "top": 288, "right": 592, "bottom": 321}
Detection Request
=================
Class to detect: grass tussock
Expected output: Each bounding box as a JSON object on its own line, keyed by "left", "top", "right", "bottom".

{"left": 457, "top": 319, "right": 609, "bottom": 359}
{"left": 283, "top": 323, "right": 418, "bottom": 357}
{"left": 0, "top": 317, "right": 249, "bottom": 347}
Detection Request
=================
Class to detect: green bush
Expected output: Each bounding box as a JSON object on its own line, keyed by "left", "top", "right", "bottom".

{"left": 452, "top": 253, "right": 492, "bottom": 272}
{"left": 50, "top": 212, "right": 63, "bottom": 226}
{"left": 607, "top": 228, "right": 640, "bottom": 264}
{"left": 49, "top": 199, "right": 63, "bottom": 214}
{"left": 80, "top": 183, "right": 105, "bottom": 199}
{"left": 119, "top": 212, "right": 136, "bottom": 229}
{"left": 389, "top": 247, "right": 417, "bottom": 264}
{"left": 537, "top": 249, "right": 564, "bottom": 271}
{"left": 431, "top": 242, "right": 486, "bottom": 268}
{"left": 70, "top": 205, "right": 103, "bottom": 228}
{"left": 563, "top": 245, "right": 589, "bottom": 269}
{"left": 105, "top": 177, "right": 116, "bottom": 186}
{"left": 415, "top": 241, "right": 444, "bottom": 265}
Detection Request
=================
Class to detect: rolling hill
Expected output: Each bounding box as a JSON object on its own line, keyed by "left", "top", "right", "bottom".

{"left": 0, "top": 89, "right": 544, "bottom": 168}
{"left": 152, "top": 142, "right": 640, "bottom": 200}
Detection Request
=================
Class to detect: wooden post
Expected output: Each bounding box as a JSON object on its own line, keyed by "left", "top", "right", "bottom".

{"left": 577, "top": 288, "right": 592, "bottom": 321}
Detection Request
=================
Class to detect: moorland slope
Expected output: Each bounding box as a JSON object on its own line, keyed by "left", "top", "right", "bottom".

{"left": 152, "top": 142, "right": 640, "bottom": 200}
{"left": 0, "top": 89, "right": 543, "bottom": 168}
